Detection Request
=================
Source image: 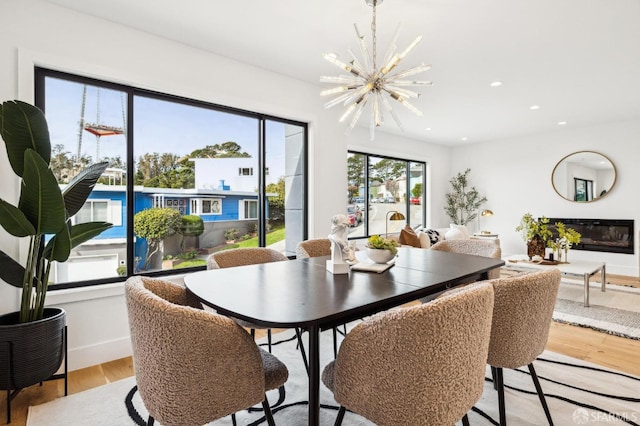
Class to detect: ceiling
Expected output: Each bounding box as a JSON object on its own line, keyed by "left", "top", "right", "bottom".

{"left": 45, "top": 0, "right": 640, "bottom": 146}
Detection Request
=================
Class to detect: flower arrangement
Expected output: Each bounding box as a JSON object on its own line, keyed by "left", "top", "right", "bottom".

{"left": 550, "top": 222, "right": 581, "bottom": 261}
{"left": 366, "top": 235, "right": 400, "bottom": 256}
{"left": 515, "top": 214, "right": 582, "bottom": 261}
{"left": 515, "top": 213, "right": 553, "bottom": 259}
{"left": 515, "top": 213, "right": 552, "bottom": 243}
{"left": 556, "top": 222, "right": 582, "bottom": 247}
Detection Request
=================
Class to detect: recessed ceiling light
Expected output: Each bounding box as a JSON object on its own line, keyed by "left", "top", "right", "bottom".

{"left": 461, "top": 137, "right": 468, "bottom": 141}
{"left": 530, "top": 105, "right": 540, "bottom": 110}
{"left": 557, "top": 121, "right": 567, "bottom": 125}
{"left": 425, "top": 127, "right": 431, "bottom": 131}
{"left": 490, "top": 81, "right": 503, "bottom": 87}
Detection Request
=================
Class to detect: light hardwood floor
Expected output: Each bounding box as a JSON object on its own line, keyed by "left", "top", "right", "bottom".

{"left": 3, "top": 274, "right": 639, "bottom": 426}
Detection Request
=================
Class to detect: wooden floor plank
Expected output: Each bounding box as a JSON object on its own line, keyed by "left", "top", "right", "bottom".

{"left": 101, "top": 357, "right": 135, "bottom": 384}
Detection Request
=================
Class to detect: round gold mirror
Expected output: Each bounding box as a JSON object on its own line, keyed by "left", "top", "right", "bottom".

{"left": 551, "top": 151, "right": 616, "bottom": 202}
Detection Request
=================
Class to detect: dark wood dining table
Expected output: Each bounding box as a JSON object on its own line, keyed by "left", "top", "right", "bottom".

{"left": 184, "top": 247, "right": 504, "bottom": 425}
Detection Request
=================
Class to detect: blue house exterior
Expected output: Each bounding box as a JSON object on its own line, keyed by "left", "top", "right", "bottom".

{"left": 76, "top": 184, "right": 261, "bottom": 272}
{"left": 55, "top": 158, "right": 272, "bottom": 280}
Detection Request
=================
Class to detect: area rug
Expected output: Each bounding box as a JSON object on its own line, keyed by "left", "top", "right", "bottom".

{"left": 28, "top": 328, "right": 640, "bottom": 426}
{"left": 554, "top": 279, "right": 640, "bottom": 340}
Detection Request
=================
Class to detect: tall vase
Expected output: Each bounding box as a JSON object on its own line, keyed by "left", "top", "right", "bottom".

{"left": 527, "top": 235, "right": 546, "bottom": 260}
{"left": 556, "top": 248, "right": 562, "bottom": 263}
{"left": 565, "top": 247, "right": 569, "bottom": 263}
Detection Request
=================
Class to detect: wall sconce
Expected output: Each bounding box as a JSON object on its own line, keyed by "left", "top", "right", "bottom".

{"left": 477, "top": 209, "right": 494, "bottom": 234}
{"left": 386, "top": 210, "right": 406, "bottom": 238}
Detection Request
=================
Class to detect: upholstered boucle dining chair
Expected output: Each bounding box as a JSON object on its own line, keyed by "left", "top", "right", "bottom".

{"left": 125, "top": 276, "right": 289, "bottom": 426}
{"left": 487, "top": 269, "right": 561, "bottom": 425}
{"left": 418, "top": 238, "right": 502, "bottom": 304}
{"left": 296, "top": 238, "right": 347, "bottom": 359}
{"left": 322, "top": 281, "right": 495, "bottom": 425}
{"left": 206, "top": 247, "right": 289, "bottom": 352}
{"left": 430, "top": 239, "right": 502, "bottom": 279}
{"left": 207, "top": 246, "right": 289, "bottom": 269}
{"left": 206, "top": 247, "right": 312, "bottom": 375}
{"left": 295, "top": 238, "right": 332, "bottom": 259}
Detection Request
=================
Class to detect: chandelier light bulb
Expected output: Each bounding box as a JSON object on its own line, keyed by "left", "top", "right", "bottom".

{"left": 320, "top": 0, "right": 431, "bottom": 140}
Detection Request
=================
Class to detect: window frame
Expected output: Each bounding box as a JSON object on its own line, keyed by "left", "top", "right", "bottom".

{"left": 240, "top": 199, "right": 259, "bottom": 220}
{"left": 73, "top": 199, "right": 110, "bottom": 224}
{"left": 35, "top": 67, "right": 308, "bottom": 289}
{"left": 347, "top": 150, "right": 426, "bottom": 240}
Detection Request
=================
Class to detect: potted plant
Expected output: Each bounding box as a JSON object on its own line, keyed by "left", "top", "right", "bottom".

{"left": 515, "top": 213, "right": 552, "bottom": 260}
{"left": 365, "top": 235, "right": 400, "bottom": 263}
{"left": 444, "top": 168, "right": 487, "bottom": 225}
{"left": 0, "top": 100, "right": 112, "bottom": 415}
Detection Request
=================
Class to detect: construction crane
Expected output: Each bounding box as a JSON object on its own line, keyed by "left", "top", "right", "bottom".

{"left": 77, "top": 85, "right": 125, "bottom": 164}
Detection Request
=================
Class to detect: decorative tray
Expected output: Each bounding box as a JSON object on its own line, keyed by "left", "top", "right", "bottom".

{"left": 351, "top": 260, "right": 395, "bottom": 273}
{"left": 508, "top": 259, "right": 566, "bottom": 266}
{"left": 533, "top": 259, "right": 562, "bottom": 265}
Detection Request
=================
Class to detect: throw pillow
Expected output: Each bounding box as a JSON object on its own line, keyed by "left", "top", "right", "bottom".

{"left": 399, "top": 224, "right": 421, "bottom": 248}
{"left": 450, "top": 223, "right": 470, "bottom": 239}
{"left": 445, "top": 228, "right": 466, "bottom": 240}
{"left": 425, "top": 229, "right": 441, "bottom": 245}
{"left": 417, "top": 231, "right": 431, "bottom": 248}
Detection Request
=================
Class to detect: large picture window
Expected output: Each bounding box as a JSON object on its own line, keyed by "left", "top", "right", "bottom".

{"left": 347, "top": 151, "right": 426, "bottom": 240}
{"left": 36, "top": 68, "right": 307, "bottom": 288}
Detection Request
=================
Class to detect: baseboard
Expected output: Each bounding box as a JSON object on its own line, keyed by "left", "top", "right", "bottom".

{"left": 66, "top": 337, "right": 132, "bottom": 372}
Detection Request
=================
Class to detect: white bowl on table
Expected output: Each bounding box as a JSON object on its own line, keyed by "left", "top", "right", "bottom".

{"left": 366, "top": 248, "right": 395, "bottom": 264}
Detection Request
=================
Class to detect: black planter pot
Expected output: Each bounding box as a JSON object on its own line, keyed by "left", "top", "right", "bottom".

{"left": 0, "top": 307, "right": 67, "bottom": 422}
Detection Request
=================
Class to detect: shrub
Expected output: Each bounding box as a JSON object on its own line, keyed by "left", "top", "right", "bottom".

{"left": 134, "top": 207, "right": 182, "bottom": 270}
{"left": 224, "top": 228, "right": 239, "bottom": 241}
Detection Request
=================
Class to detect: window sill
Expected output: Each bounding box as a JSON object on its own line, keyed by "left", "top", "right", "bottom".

{"left": 46, "top": 273, "right": 189, "bottom": 305}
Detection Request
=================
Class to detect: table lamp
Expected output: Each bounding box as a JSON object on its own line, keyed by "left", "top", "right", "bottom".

{"left": 477, "top": 209, "right": 494, "bottom": 234}
{"left": 386, "top": 210, "right": 406, "bottom": 238}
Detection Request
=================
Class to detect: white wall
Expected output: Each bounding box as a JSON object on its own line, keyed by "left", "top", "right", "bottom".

{"left": 451, "top": 119, "right": 640, "bottom": 276}
{"left": 0, "top": 0, "right": 452, "bottom": 370}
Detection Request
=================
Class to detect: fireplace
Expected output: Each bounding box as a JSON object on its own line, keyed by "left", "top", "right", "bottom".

{"left": 546, "top": 218, "right": 634, "bottom": 254}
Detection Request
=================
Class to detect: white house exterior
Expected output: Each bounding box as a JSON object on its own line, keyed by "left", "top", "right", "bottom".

{"left": 192, "top": 158, "right": 259, "bottom": 192}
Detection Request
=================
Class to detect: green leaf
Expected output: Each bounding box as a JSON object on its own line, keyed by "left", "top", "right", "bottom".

{"left": 0, "top": 199, "right": 36, "bottom": 236}
{"left": 62, "top": 162, "right": 109, "bottom": 218}
{"left": 0, "top": 251, "right": 26, "bottom": 288}
{"left": 43, "top": 221, "right": 113, "bottom": 262}
{"left": 0, "top": 100, "right": 51, "bottom": 177}
{"left": 69, "top": 221, "right": 113, "bottom": 248}
{"left": 18, "top": 150, "right": 66, "bottom": 235}
{"left": 44, "top": 222, "right": 72, "bottom": 262}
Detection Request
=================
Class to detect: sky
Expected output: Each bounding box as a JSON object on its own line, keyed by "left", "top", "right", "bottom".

{"left": 43, "top": 76, "right": 289, "bottom": 184}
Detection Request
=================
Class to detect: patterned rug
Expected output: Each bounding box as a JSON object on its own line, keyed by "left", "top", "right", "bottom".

{"left": 554, "top": 280, "right": 640, "bottom": 340}
{"left": 27, "top": 328, "right": 640, "bottom": 425}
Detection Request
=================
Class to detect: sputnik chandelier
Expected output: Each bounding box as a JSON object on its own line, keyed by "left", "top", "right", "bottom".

{"left": 320, "top": 0, "right": 432, "bottom": 140}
